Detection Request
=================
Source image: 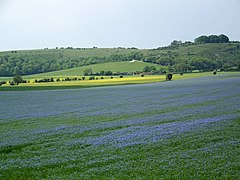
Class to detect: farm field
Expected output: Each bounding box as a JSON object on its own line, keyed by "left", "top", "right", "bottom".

{"left": 1, "top": 72, "right": 239, "bottom": 91}
{"left": 0, "top": 73, "right": 240, "bottom": 179}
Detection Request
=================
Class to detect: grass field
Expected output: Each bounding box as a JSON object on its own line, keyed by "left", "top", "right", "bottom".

{"left": 0, "top": 74, "right": 239, "bottom": 179}
{"left": 25, "top": 61, "right": 164, "bottom": 77}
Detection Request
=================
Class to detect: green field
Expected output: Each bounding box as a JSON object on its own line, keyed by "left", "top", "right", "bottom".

{"left": 26, "top": 61, "right": 164, "bottom": 77}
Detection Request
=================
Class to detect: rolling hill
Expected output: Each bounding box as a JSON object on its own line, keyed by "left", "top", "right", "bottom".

{"left": 0, "top": 41, "right": 240, "bottom": 77}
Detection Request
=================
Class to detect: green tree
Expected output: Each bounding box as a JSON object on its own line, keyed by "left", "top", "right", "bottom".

{"left": 194, "top": 35, "right": 210, "bottom": 44}
{"left": 173, "top": 62, "right": 192, "bottom": 72}
{"left": 104, "top": 71, "right": 113, "bottom": 76}
{"left": 100, "top": 71, "right": 105, "bottom": 76}
{"left": 209, "top": 35, "right": 219, "bottom": 43}
{"left": 218, "top": 34, "right": 229, "bottom": 43}
{"left": 13, "top": 66, "right": 20, "bottom": 75}
{"left": 13, "top": 74, "right": 23, "bottom": 85}
{"left": 143, "top": 66, "right": 156, "bottom": 72}
{"left": 170, "top": 40, "right": 182, "bottom": 47}
{"left": 167, "top": 65, "right": 174, "bottom": 73}
{"left": 0, "top": 66, "right": 7, "bottom": 76}
{"left": 83, "top": 68, "right": 92, "bottom": 76}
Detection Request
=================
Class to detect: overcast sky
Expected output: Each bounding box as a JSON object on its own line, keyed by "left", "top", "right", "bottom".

{"left": 0, "top": 0, "right": 239, "bottom": 50}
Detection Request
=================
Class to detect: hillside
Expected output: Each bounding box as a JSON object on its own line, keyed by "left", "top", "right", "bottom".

{"left": 25, "top": 61, "right": 164, "bottom": 78}
{"left": 0, "top": 42, "right": 240, "bottom": 76}
{"left": 0, "top": 48, "right": 139, "bottom": 76}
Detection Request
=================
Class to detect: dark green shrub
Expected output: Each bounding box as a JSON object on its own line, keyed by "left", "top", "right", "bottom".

{"left": 104, "top": 71, "right": 113, "bottom": 76}
{"left": 0, "top": 81, "right": 6, "bottom": 85}
{"left": 65, "top": 77, "right": 71, "bottom": 81}
{"left": 166, "top": 73, "right": 173, "bottom": 81}
{"left": 89, "top": 76, "right": 95, "bottom": 80}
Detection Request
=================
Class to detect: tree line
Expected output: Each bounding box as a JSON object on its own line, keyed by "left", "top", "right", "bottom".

{"left": 194, "top": 34, "right": 229, "bottom": 44}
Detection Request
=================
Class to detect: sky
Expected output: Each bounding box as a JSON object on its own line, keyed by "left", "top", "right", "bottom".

{"left": 0, "top": 0, "right": 240, "bottom": 50}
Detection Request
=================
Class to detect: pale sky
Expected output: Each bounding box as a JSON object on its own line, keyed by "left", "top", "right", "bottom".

{"left": 0, "top": 0, "right": 240, "bottom": 51}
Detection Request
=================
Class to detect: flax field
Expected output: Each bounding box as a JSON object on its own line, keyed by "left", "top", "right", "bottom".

{"left": 0, "top": 74, "right": 239, "bottom": 179}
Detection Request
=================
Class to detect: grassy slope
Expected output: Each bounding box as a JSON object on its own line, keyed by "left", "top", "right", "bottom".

{"left": 25, "top": 61, "right": 164, "bottom": 78}
{"left": 1, "top": 43, "right": 232, "bottom": 56}
{"left": 142, "top": 43, "right": 240, "bottom": 60}
{"left": 175, "top": 43, "right": 227, "bottom": 54}
{"left": 1, "top": 48, "right": 138, "bottom": 59}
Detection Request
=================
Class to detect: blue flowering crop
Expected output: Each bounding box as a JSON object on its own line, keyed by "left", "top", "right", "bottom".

{"left": 0, "top": 74, "right": 240, "bottom": 179}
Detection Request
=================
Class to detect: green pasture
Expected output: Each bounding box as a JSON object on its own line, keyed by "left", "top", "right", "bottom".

{"left": 25, "top": 61, "right": 165, "bottom": 78}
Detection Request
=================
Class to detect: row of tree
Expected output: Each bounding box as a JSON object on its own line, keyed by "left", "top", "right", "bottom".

{"left": 2, "top": 75, "right": 126, "bottom": 86}
{"left": 194, "top": 34, "right": 229, "bottom": 44}
{"left": 0, "top": 75, "right": 28, "bottom": 86}
{"left": 83, "top": 69, "right": 136, "bottom": 76}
